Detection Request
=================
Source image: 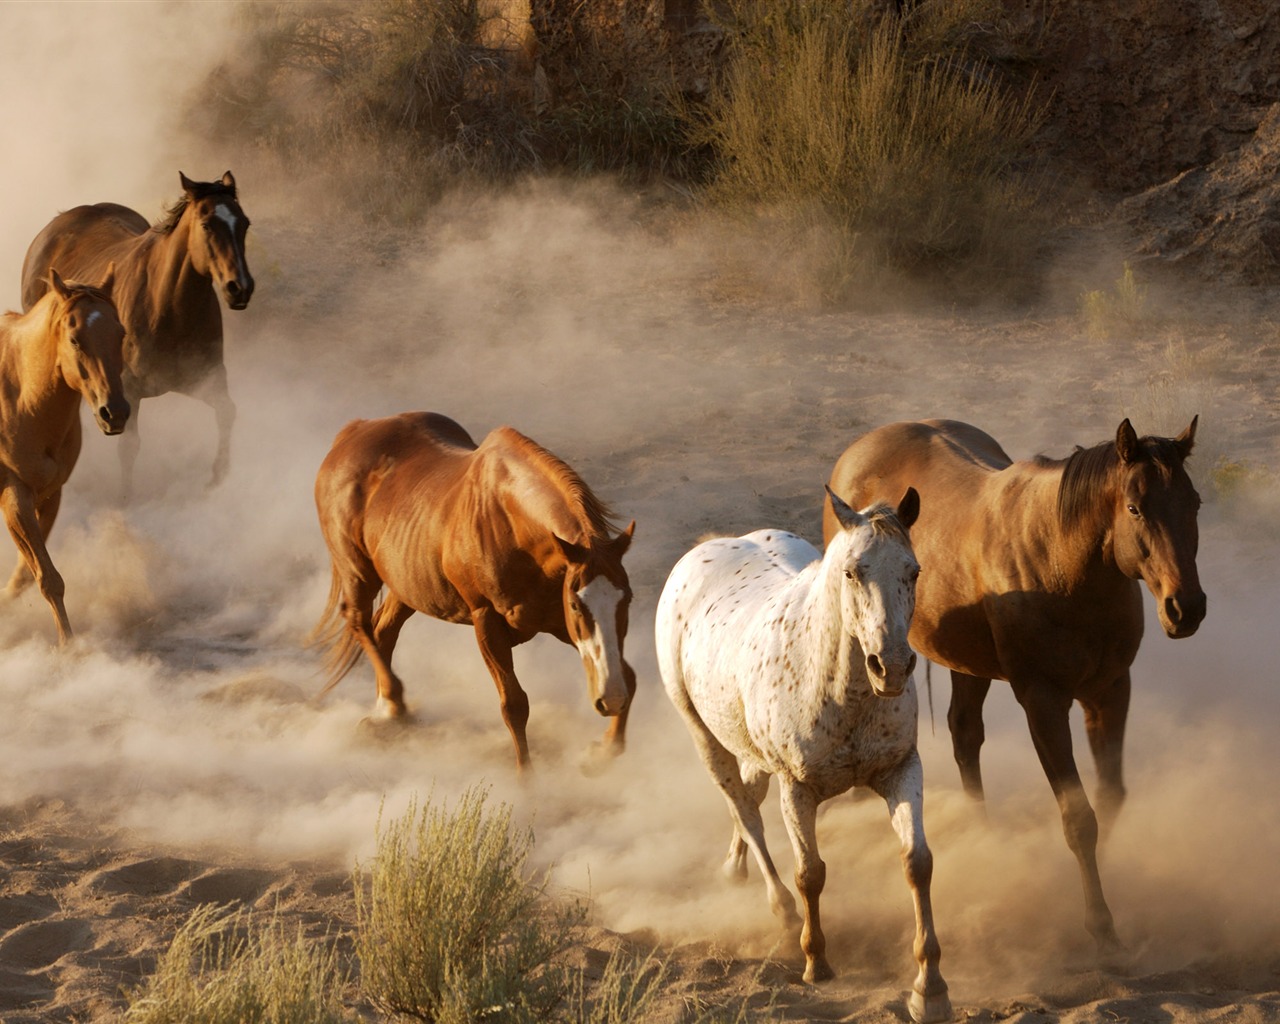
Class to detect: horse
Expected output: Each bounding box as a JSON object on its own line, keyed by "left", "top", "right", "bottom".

{"left": 824, "top": 418, "right": 1205, "bottom": 956}
{"left": 0, "top": 268, "right": 129, "bottom": 643}
{"left": 21, "top": 171, "right": 254, "bottom": 495}
{"left": 656, "top": 487, "right": 952, "bottom": 1023}
{"left": 312, "top": 412, "right": 638, "bottom": 771}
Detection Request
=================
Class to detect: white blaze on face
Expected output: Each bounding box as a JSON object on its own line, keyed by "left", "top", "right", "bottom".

{"left": 86, "top": 310, "right": 102, "bottom": 328}
{"left": 213, "top": 203, "right": 250, "bottom": 281}
{"left": 575, "top": 575, "right": 628, "bottom": 712}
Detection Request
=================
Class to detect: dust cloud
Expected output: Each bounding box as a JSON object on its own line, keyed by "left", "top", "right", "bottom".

{"left": 1, "top": 2, "right": 1278, "bottom": 1010}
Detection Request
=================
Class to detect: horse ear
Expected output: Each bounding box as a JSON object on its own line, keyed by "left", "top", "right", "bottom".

{"left": 896, "top": 486, "right": 920, "bottom": 530}
{"left": 1174, "top": 415, "right": 1198, "bottom": 460}
{"left": 221, "top": 170, "right": 236, "bottom": 192}
{"left": 47, "top": 268, "right": 70, "bottom": 300}
{"left": 1115, "top": 418, "right": 1140, "bottom": 463}
{"left": 179, "top": 171, "right": 196, "bottom": 194}
{"left": 98, "top": 261, "right": 116, "bottom": 294}
{"left": 610, "top": 520, "right": 636, "bottom": 558}
{"left": 553, "top": 534, "right": 590, "bottom": 565}
{"left": 825, "top": 485, "right": 864, "bottom": 530}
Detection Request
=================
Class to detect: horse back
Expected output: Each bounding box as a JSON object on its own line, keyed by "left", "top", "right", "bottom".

{"left": 21, "top": 204, "right": 149, "bottom": 311}
{"left": 315, "top": 412, "right": 503, "bottom": 623}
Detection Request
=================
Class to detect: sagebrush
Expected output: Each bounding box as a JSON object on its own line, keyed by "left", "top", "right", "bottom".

{"left": 354, "top": 787, "right": 584, "bottom": 1023}
{"left": 121, "top": 903, "right": 352, "bottom": 1024}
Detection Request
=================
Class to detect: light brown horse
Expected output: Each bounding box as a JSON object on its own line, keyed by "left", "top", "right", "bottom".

{"left": 824, "top": 418, "right": 1205, "bottom": 956}
{"left": 0, "top": 269, "right": 129, "bottom": 643}
{"left": 21, "top": 171, "right": 254, "bottom": 495}
{"left": 313, "top": 412, "right": 637, "bottom": 771}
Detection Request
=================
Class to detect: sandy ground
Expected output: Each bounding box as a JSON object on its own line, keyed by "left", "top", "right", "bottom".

{"left": 0, "top": 181, "right": 1277, "bottom": 1023}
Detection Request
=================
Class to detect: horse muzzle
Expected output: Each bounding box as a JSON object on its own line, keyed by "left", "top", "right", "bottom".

{"left": 95, "top": 399, "right": 131, "bottom": 436}
{"left": 1160, "top": 590, "right": 1207, "bottom": 639}
{"left": 866, "top": 650, "right": 917, "bottom": 698}
{"left": 224, "top": 276, "right": 254, "bottom": 310}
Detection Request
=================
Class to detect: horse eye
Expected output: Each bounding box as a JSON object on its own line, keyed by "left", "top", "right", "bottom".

{"left": 843, "top": 569, "right": 855, "bottom": 581}
{"left": 1126, "top": 503, "right": 1141, "bottom": 518}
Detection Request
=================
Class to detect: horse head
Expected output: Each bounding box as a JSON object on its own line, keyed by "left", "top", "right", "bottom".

{"left": 179, "top": 170, "right": 255, "bottom": 310}
{"left": 48, "top": 266, "right": 130, "bottom": 436}
{"left": 1110, "top": 417, "right": 1206, "bottom": 638}
{"left": 554, "top": 521, "right": 636, "bottom": 717}
{"left": 825, "top": 486, "right": 921, "bottom": 697}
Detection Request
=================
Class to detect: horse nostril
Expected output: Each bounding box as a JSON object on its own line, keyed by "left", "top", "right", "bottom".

{"left": 866, "top": 653, "right": 885, "bottom": 679}
{"left": 594, "top": 697, "right": 608, "bottom": 715}
{"left": 99, "top": 406, "right": 113, "bottom": 424}
{"left": 906, "top": 652, "right": 917, "bottom": 675}
{"left": 1163, "top": 596, "right": 1182, "bottom": 625}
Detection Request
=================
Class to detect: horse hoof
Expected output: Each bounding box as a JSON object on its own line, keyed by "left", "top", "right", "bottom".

{"left": 803, "top": 958, "right": 835, "bottom": 984}
{"left": 908, "top": 988, "right": 952, "bottom": 1023}
{"left": 578, "top": 739, "right": 622, "bottom": 777}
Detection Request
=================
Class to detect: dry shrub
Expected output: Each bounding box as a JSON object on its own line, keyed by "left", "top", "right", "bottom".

{"left": 353, "top": 787, "right": 584, "bottom": 1023}
{"left": 691, "top": 0, "right": 1044, "bottom": 302}
{"left": 122, "top": 904, "right": 353, "bottom": 1024}
{"left": 196, "top": 0, "right": 692, "bottom": 222}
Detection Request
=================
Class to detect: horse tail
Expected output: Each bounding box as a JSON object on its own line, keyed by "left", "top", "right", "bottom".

{"left": 925, "top": 658, "right": 936, "bottom": 737}
{"left": 308, "top": 566, "right": 363, "bottom": 700}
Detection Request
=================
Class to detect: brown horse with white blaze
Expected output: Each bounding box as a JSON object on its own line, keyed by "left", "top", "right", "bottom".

{"left": 313, "top": 412, "right": 637, "bottom": 771}
{"left": 0, "top": 268, "right": 129, "bottom": 643}
{"left": 824, "top": 418, "right": 1205, "bottom": 955}
{"left": 21, "top": 171, "right": 254, "bottom": 495}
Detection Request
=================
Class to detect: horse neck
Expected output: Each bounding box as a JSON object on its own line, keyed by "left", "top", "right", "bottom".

{"left": 493, "top": 441, "right": 599, "bottom": 550}
{"left": 6, "top": 304, "right": 77, "bottom": 417}
{"left": 143, "top": 214, "right": 211, "bottom": 310}
{"left": 790, "top": 547, "right": 869, "bottom": 703}
{"left": 1033, "top": 462, "right": 1125, "bottom": 589}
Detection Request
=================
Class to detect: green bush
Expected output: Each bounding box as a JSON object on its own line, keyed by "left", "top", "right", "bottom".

{"left": 354, "top": 787, "right": 584, "bottom": 1023}
{"left": 690, "top": 0, "right": 1043, "bottom": 297}
{"left": 122, "top": 904, "right": 353, "bottom": 1024}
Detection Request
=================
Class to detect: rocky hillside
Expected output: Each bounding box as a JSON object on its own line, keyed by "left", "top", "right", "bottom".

{"left": 519, "top": 0, "right": 1280, "bottom": 283}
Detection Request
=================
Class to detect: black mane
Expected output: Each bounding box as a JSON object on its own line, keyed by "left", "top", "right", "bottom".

{"left": 154, "top": 179, "right": 238, "bottom": 235}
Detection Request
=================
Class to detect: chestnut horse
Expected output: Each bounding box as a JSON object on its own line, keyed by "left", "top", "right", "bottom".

{"left": 312, "top": 412, "right": 637, "bottom": 771}
{"left": 21, "top": 171, "right": 254, "bottom": 495}
{"left": 0, "top": 269, "right": 129, "bottom": 643}
{"left": 824, "top": 418, "right": 1205, "bottom": 955}
{"left": 656, "top": 488, "right": 952, "bottom": 1023}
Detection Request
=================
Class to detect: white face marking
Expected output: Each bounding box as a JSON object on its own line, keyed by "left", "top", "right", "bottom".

{"left": 576, "top": 576, "right": 627, "bottom": 709}
{"left": 86, "top": 311, "right": 102, "bottom": 327}
{"left": 213, "top": 203, "right": 240, "bottom": 233}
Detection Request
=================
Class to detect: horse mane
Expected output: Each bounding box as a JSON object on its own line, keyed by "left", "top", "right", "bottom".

{"left": 496, "top": 428, "right": 622, "bottom": 541}
{"left": 1044, "top": 435, "right": 1185, "bottom": 532}
{"left": 154, "top": 178, "right": 238, "bottom": 235}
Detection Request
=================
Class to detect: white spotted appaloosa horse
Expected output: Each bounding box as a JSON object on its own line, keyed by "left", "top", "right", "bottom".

{"left": 656, "top": 487, "right": 951, "bottom": 1023}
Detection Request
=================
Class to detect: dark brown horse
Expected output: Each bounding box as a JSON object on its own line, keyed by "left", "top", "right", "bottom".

{"left": 824, "top": 418, "right": 1205, "bottom": 955}
{"left": 1, "top": 269, "right": 129, "bottom": 643}
{"left": 21, "top": 171, "right": 254, "bottom": 495}
{"left": 312, "top": 412, "right": 637, "bottom": 771}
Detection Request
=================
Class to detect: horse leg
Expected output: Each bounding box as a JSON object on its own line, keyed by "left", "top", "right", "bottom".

{"left": 874, "top": 751, "right": 951, "bottom": 1024}
{"left": 0, "top": 483, "right": 72, "bottom": 644}
{"left": 947, "top": 672, "right": 991, "bottom": 806}
{"left": 197, "top": 365, "right": 236, "bottom": 489}
{"left": 778, "top": 778, "right": 833, "bottom": 983}
{"left": 472, "top": 605, "right": 532, "bottom": 771}
{"left": 665, "top": 687, "right": 798, "bottom": 928}
{"left": 1016, "top": 680, "right": 1123, "bottom": 956}
{"left": 724, "top": 765, "right": 771, "bottom": 882}
{"left": 596, "top": 656, "right": 637, "bottom": 757}
{"left": 1082, "top": 672, "right": 1130, "bottom": 844}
